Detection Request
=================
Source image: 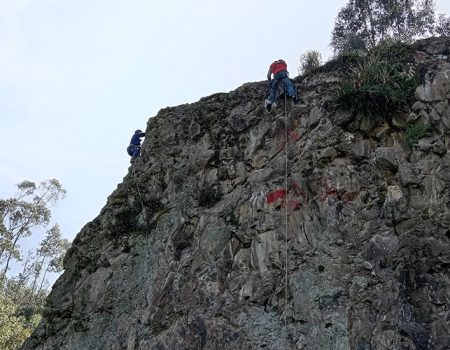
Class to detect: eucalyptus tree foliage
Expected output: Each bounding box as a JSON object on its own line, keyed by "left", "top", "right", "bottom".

{"left": 0, "top": 179, "right": 66, "bottom": 282}
{"left": 339, "top": 33, "right": 368, "bottom": 54}
{"left": 331, "top": 0, "right": 436, "bottom": 52}
{"left": 435, "top": 14, "right": 450, "bottom": 36}
{"left": 31, "top": 224, "right": 70, "bottom": 302}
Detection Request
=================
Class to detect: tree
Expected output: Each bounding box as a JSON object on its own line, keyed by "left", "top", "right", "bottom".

{"left": 435, "top": 14, "right": 450, "bottom": 36}
{"left": 0, "top": 179, "right": 66, "bottom": 283}
{"left": 298, "top": 50, "right": 323, "bottom": 75}
{"left": 340, "top": 33, "right": 368, "bottom": 54}
{"left": 0, "top": 292, "right": 33, "bottom": 350}
{"left": 0, "top": 179, "right": 69, "bottom": 349}
{"left": 331, "top": 0, "right": 435, "bottom": 52}
{"left": 0, "top": 179, "right": 70, "bottom": 350}
{"left": 29, "top": 225, "right": 70, "bottom": 309}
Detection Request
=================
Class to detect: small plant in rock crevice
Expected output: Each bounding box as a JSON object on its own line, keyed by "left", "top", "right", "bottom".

{"left": 405, "top": 123, "right": 431, "bottom": 146}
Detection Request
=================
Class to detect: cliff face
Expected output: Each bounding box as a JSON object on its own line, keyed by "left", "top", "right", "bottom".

{"left": 22, "top": 37, "right": 450, "bottom": 350}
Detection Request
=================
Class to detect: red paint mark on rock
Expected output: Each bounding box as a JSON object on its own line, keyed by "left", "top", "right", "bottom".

{"left": 275, "top": 128, "right": 301, "bottom": 152}
{"left": 319, "top": 179, "right": 338, "bottom": 202}
{"left": 319, "top": 179, "right": 357, "bottom": 203}
{"left": 325, "top": 185, "right": 337, "bottom": 197}
{"left": 266, "top": 189, "right": 287, "bottom": 204}
{"left": 266, "top": 182, "right": 306, "bottom": 210}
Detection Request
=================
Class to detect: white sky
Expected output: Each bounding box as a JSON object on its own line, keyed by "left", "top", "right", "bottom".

{"left": 1, "top": 0, "right": 449, "bottom": 278}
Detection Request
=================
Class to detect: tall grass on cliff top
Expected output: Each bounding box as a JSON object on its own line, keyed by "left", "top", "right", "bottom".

{"left": 335, "top": 40, "right": 417, "bottom": 118}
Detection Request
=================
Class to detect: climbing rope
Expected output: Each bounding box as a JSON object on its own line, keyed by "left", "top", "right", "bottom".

{"left": 131, "top": 162, "right": 152, "bottom": 311}
{"left": 131, "top": 164, "right": 145, "bottom": 215}
{"left": 283, "top": 92, "right": 289, "bottom": 345}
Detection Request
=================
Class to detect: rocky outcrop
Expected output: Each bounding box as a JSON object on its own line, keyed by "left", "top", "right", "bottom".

{"left": 21, "top": 37, "right": 450, "bottom": 350}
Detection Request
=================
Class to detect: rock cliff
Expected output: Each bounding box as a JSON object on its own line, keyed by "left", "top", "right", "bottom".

{"left": 21, "top": 37, "right": 450, "bottom": 350}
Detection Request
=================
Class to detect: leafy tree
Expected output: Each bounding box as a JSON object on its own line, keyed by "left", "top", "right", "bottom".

{"left": 0, "top": 179, "right": 66, "bottom": 283}
{"left": 29, "top": 225, "right": 70, "bottom": 309}
{"left": 340, "top": 33, "right": 368, "bottom": 54}
{"left": 331, "top": 0, "right": 435, "bottom": 52}
{"left": 0, "top": 292, "right": 33, "bottom": 350}
{"left": 0, "top": 180, "right": 69, "bottom": 348}
{"left": 435, "top": 14, "right": 450, "bottom": 36}
{"left": 298, "top": 50, "right": 323, "bottom": 75}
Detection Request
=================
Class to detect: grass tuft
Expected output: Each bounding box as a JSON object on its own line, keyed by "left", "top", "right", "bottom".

{"left": 334, "top": 41, "right": 416, "bottom": 119}
{"left": 406, "top": 124, "right": 430, "bottom": 146}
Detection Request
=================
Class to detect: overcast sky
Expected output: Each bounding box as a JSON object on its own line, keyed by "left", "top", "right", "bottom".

{"left": 1, "top": 0, "right": 449, "bottom": 280}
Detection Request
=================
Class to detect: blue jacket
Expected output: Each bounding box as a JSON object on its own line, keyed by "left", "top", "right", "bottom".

{"left": 130, "top": 132, "right": 145, "bottom": 146}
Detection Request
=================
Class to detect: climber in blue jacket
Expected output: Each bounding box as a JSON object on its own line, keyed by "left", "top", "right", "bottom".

{"left": 127, "top": 129, "right": 146, "bottom": 163}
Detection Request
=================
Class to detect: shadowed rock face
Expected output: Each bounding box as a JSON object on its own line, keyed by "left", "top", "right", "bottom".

{"left": 21, "top": 37, "right": 450, "bottom": 350}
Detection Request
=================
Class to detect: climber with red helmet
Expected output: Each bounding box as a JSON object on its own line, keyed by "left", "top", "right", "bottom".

{"left": 127, "top": 129, "right": 146, "bottom": 163}
{"left": 265, "top": 59, "right": 297, "bottom": 111}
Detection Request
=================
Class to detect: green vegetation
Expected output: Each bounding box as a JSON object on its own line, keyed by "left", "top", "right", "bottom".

{"left": 310, "top": 50, "right": 363, "bottom": 75}
{"left": 406, "top": 124, "right": 430, "bottom": 146}
{"left": 334, "top": 40, "right": 416, "bottom": 119}
{"left": 331, "top": 0, "right": 435, "bottom": 52}
{"left": 339, "top": 33, "right": 367, "bottom": 54}
{"left": 0, "top": 179, "right": 70, "bottom": 349}
{"left": 0, "top": 291, "right": 36, "bottom": 350}
{"left": 298, "top": 50, "right": 322, "bottom": 75}
{"left": 371, "top": 40, "right": 411, "bottom": 64}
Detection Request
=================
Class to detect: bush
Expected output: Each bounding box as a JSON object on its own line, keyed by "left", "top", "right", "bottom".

{"left": 298, "top": 50, "right": 322, "bottom": 75}
{"left": 335, "top": 41, "right": 416, "bottom": 118}
{"left": 312, "top": 50, "right": 363, "bottom": 75}
{"left": 406, "top": 124, "right": 430, "bottom": 146}
{"left": 371, "top": 39, "right": 411, "bottom": 64}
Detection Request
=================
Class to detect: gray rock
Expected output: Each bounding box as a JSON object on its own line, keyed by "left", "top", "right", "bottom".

{"left": 417, "top": 109, "right": 431, "bottom": 125}
{"left": 189, "top": 120, "right": 202, "bottom": 139}
{"left": 374, "top": 147, "right": 399, "bottom": 172}
{"left": 20, "top": 37, "right": 450, "bottom": 350}
{"left": 349, "top": 138, "right": 369, "bottom": 159}
{"left": 415, "top": 63, "right": 450, "bottom": 101}
{"left": 250, "top": 230, "right": 280, "bottom": 272}
{"left": 331, "top": 110, "right": 355, "bottom": 126}
{"left": 200, "top": 219, "right": 231, "bottom": 256}
{"left": 411, "top": 101, "right": 427, "bottom": 111}
{"left": 397, "top": 162, "right": 421, "bottom": 186}
{"left": 432, "top": 139, "right": 447, "bottom": 155}
{"left": 360, "top": 114, "right": 382, "bottom": 132}
{"left": 308, "top": 106, "right": 323, "bottom": 129}
{"left": 391, "top": 111, "right": 409, "bottom": 128}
